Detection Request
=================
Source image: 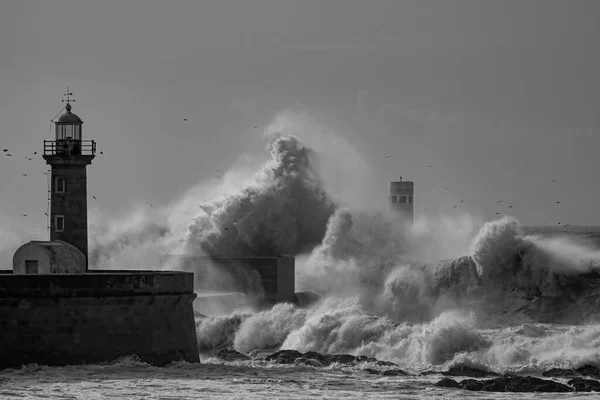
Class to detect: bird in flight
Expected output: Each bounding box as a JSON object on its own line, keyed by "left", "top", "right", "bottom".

{"left": 2, "top": 149, "right": 7, "bottom": 152}
{"left": 497, "top": 200, "right": 503, "bottom": 203}
{"left": 459, "top": 200, "right": 464, "bottom": 203}
{"left": 33, "top": 151, "right": 37, "bottom": 155}
{"left": 384, "top": 155, "right": 392, "bottom": 159}
{"left": 21, "top": 214, "right": 27, "bottom": 217}
{"left": 508, "top": 205, "right": 513, "bottom": 208}
{"left": 453, "top": 205, "right": 457, "bottom": 208}
{"left": 92, "top": 195, "right": 97, "bottom": 200}
{"left": 495, "top": 212, "right": 500, "bottom": 215}
{"left": 556, "top": 201, "right": 561, "bottom": 204}
{"left": 5, "top": 153, "right": 12, "bottom": 157}
{"left": 564, "top": 223, "right": 570, "bottom": 227}
{"left": 21, "top": 173, "right": 28, "bottom": 176}
{"left": 25, "top": 156, "right": 33, "bottom": 161}
{"left": 549, "top": 179, "right": 556, "bottom": 183}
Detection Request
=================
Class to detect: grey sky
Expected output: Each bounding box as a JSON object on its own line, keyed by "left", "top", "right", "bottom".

{"left": 1, "top": 0, "right": 599, "bottom": 237}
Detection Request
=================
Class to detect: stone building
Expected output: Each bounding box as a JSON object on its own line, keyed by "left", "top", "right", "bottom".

{"left": 12, "top": 240, "right": 86, "bottom": 274}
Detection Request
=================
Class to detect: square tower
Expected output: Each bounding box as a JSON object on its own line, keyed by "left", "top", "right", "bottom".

{"left": 389, "top": 178, "right": 414, "bottom": 222}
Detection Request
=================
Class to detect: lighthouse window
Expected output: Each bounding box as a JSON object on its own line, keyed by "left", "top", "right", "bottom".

{"left": 55, "top": 215, "right": 65, "bottom": 232}
{"left": 56, "top": 125, "right": 81, "bottom": 140}
{"left": 391, "top": 196, "right": 398, "bottom": 203}
{"left": 399, "top": 196, "right": 407, "bottom": 204}
{"left": 55, "top": 177, "right": 65, "bottom": 193}
{"left": 408, "top": 196, "right": 413, "bottom": 204}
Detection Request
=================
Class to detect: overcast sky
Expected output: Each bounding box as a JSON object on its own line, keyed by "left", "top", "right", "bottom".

{"left": 1, "top": 0, "right": 599, "bottom": 239}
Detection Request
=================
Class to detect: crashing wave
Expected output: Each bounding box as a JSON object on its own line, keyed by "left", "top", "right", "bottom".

{"left": 78, "top": 110, "right": 600, "bottom": 369}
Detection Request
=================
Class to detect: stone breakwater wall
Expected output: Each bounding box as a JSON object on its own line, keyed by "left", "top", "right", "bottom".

{"left": 0, "top": 270, "right": 199, "bottom": 370}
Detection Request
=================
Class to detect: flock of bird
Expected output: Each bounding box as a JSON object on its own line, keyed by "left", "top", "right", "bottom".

{"left": 0, "top": 141, "right": 571, "bottom": 228}
{"left": 385, "top": 154, "right": 571, "bottom": 227}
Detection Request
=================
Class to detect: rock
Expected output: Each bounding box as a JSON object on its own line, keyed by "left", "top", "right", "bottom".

{"left": 264, "top": 350, "right": 336, "bottom": 367}
{"left": 265, "top": 350, "right": 304, "bottom": 364}
{"left": 377, "top": 360, "right": 398, "bottom": 367}
{"left": 543, "top": 365, "right": 600, "bottom": 379}
{"left": 364, "top": 368, "right": 381, "bottom": 375}
{"left": 330, "top": 354, "right": 357, "bottom": 364}
{"left": 436, "top": 378, "right": 461, "bottom": 388}
{"left": 435, "top": 376, "right": 573, "bottom": 392}
{"left": 302, "top": 351, "right": 331, "bottom": 366}
{"left": 421, "top": 370, "right": 439, "bottom": 376}
{"left": 382, "top": 369, "right": 408, "bottom": 376}
{"left": 442, "top": 366, "right": 498, "bottom": 378}
{"left": 459, "top": 379, "right": 484, "bottom": 391}
{"left": 265, "top": 350, "right": 400, "bottom": 370}
{"left": 216, "top": 348, "right": 251, "bottom": 362}
{"left": 355, "top": 355, "right": 379, "bottom": 364}
{"left": 481, "top": 376, "right": 573, "bottom": 392}
{"left": 362, "top": 368, "right": 408, "bottom": 376}
{"left": 568, "top": 378, "right": 600, "bottom": 392}
{"left": 542, "top": 368, "right": 577, "bottom": 378}
{"left": 576, "top": 365, "right": 600, "bottom": 379}
{"left": 293, "top": 357, "right": 326, "bottom": 368}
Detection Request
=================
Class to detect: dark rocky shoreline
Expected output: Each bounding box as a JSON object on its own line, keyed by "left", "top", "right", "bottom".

{"left": 216, "top": 348, "right": 600, "bottom": 393}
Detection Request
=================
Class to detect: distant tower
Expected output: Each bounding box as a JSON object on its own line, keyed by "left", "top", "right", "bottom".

{"left": 389, "top": 177, "right": 414, "bottom": 222}
{"left": 43, "top": 89, "right": 96, "bottom": 268}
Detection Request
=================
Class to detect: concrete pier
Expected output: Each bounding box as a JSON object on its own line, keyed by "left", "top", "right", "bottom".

{"left": 0, "top": 270, "right": 199, "bottom": 370}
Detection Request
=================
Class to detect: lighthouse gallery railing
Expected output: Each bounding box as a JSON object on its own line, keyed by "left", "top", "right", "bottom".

{"left": 43, "top": 140, "right": 96, "bottom": 156}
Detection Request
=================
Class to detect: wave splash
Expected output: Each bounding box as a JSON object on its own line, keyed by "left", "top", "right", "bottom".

{"left": 85, "top": 109, "right": 600, "bottom": 370}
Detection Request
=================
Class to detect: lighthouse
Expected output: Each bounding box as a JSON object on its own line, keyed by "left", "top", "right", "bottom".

{"left": 42, "top": 90, "right": 96, "bottom": 268}
{"left": 3, "top": 91, "right": 200, "bottom": 369}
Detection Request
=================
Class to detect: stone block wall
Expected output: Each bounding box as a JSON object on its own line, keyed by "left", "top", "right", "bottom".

{"left": 50, "top": 164, "right": 90, "bottom": 262}
{"left": 0, "top": 271, "right": 199, "bottom": 370}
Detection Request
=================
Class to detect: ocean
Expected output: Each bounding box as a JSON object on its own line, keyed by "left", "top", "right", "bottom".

{"left": 3, "top": 131, "right": 600, "bottom": 398}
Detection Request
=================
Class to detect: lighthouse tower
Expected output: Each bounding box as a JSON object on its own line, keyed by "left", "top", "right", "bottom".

{"left": 389, "top": 177, "right": 414, "bottom": 223}
{"left": 42, "top": 90, "right": 96, "bottom": 268}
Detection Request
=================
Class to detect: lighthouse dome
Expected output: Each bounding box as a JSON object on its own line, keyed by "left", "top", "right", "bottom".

{"left": 56, "top": 103, "right": 83, "bottom": 124}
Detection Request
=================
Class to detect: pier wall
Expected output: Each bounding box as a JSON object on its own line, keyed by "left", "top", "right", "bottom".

{"left": 0, "top": 270, "right": 199, "bottom": 370}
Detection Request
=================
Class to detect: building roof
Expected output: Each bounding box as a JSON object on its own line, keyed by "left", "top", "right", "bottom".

{"left": 16, "top": 240, "right": 86, "bottom": 265}
{"left": 55, "top": 103, "right": 83, "bottom": 124}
